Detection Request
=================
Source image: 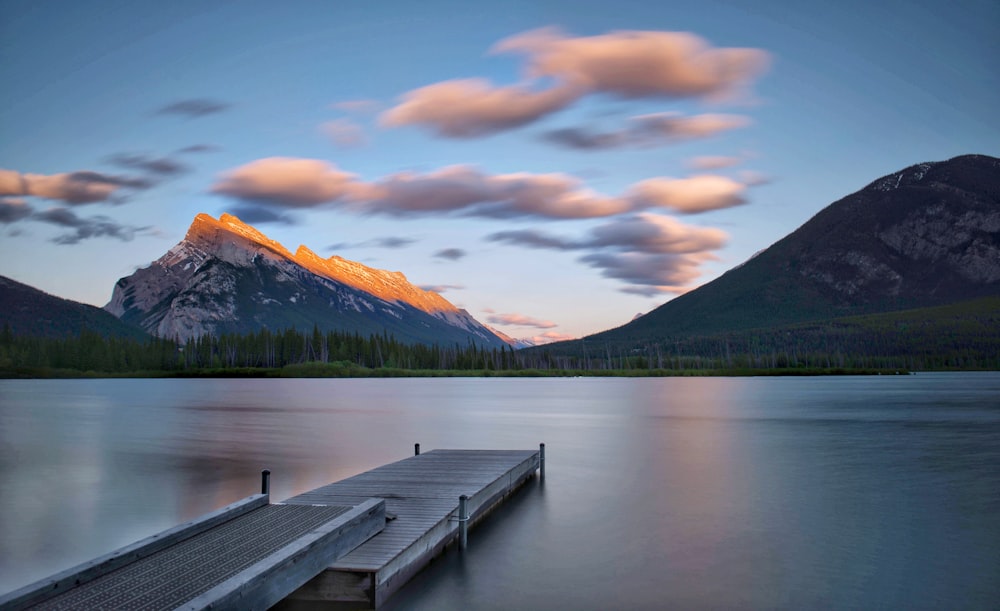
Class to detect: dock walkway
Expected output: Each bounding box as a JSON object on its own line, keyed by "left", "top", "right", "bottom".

{"left": 1, "top": 446, "right": 541, "bottom": 611}
{"left": 1, "top": 495, "right": 384, "bottom": 611}
{"left": 280, "top": 448, "right": 541, "bottom": 609}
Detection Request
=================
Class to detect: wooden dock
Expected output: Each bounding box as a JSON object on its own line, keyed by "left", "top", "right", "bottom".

{"left": 278, "top": 448, "right": 542, "bottom": 609}
{"left": 0, "top": 446, "right": 542, "bottom": 611}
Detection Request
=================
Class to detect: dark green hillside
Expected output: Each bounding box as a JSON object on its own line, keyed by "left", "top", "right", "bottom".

{"left": 556, "top": 154, "right": 1000, "bottom": 350}
{"left": 0, "top": 275, "right": 149, "bottom": 340}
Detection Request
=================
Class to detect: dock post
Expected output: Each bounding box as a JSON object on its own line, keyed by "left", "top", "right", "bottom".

{"left": 458, "top": 495, "right": 469, "bottom": 549}
{"left": 261, "top": 469, "right": 271, "bottom": 496}
{"left": 414, "top": 443, "right": 420, "bottom": 456}
{"left": 539, "top": 443, "right": 545, "bottom": 479}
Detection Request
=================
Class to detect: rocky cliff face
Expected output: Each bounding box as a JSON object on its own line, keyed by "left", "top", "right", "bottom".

{"left": 583, "top": 153, "right": 1000, "bottom": 343}
{"left": 106, "top": 213, "right": 507, "bottom": 347}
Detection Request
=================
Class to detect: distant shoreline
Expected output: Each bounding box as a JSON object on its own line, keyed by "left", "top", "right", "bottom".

{"left": 0, "top": 365, "right": 928, "bottom": 379}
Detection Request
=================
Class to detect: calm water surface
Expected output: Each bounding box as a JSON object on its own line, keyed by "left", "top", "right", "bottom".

{"left": 1, "top": 374, "right": 998, "bottom": 609}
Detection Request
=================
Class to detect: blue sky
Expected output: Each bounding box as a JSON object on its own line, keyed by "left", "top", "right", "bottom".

{"left": 1, "top": 0, "right": 997, "bottom": 342}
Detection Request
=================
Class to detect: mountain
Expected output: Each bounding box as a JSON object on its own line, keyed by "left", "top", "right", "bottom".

{"left": 106, "top": 213, "right": 508, "bottom": 347}
{"left": 567, "top": 154, "right": 1000, "bottom": 348}
{"left": 0, "top": 275, "right": 149, "bottom": 340}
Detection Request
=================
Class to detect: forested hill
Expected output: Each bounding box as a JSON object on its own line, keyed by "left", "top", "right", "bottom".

{"left": 551, "top": 154, "right": 1000, "bottom": 350}
{"left": 0, "top": 275, "right": 149, "bottom": 340}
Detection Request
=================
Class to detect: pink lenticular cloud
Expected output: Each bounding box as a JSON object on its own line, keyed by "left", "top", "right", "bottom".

{"left": 487, "top": 313, "right": 558, "bottom": 329}
{"left": 211, "top": 158, "right": 358, "bottom": 206}
{"left": 530, "top": 331, "right": 577, "bottom": 344}
{"left": 0, "top": 168, "right": 146, "bottom": 204}
{"left": 380, "top": 78, "right": 580, "bottom": 137}
{"left": 628, "top": 175, "right": 747, "bottom": 213}
{"left": 381, "top": 28, "right": 769, "bottom": 138}
{"left": 495, "top": 27, "right": 770, "bottom": 100}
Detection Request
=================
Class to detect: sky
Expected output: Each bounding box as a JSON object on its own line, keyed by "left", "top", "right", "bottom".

{"left": 1, "top": 0, "right": 998, "bottom": 343}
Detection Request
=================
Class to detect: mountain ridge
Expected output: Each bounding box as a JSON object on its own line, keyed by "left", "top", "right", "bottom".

{"left": 545, "top": 153, "right": 1000, "bottom": 350}
{"left": 106, "top": 213, "right": 508, "bottom": 347}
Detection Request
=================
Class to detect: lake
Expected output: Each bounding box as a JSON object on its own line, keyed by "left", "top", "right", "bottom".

{"left": 1, "top": 374, "right": 998, "bottom": 609}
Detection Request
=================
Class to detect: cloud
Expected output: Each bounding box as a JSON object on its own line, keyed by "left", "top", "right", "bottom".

{"left": 177, "top": 144, "right": 222, "bottom": 154}
{"left": 381, "top": 78, "right": 580, "bottom": 137}
{"left": 106, "top": 153, "right": 189, "bottom": 176}
{"left": 486, "top": 229, "right": 578, "bottom": 250}
{"left": 381, "top": 28, "right": 769, "bottom": 138}
{"left": 487, "top": 313, "right": 557, "bottom": 329}
{"left": 531, "top": 331, "right": 576, "bottom": 344}
{"left": 434, "top": 248, "right": 466, "bottom": 261}
{"left": 156, "top": 98, "right": 231, "bottom": 118}
{"left": 580, "top": 251, "right": 715, "bottom": 293}
{"left": 686, "top": 155, "right": 743, "bottom": 170}
{"left": 739, "top": 170, "right": 771, "bottom": 186}
{"left": 488, "top": 213, "right": 727, "bottom": 294}
{"left": 489, "top": 213, "right": 727, "bottom": 255}
{"left": 211, "top": 157, "right": 358, "bottom": 207}
{"left": 496, "top": 27, "right": 769, "bottom": 100}
{"left": 321, "top": 119, "right": 367, "bottom": 148}
{"left": 419, "top": 284, "right": 464, "bottom": 293}
{"left": 0, "top": 168, "right": 150, "bottom": 204}
{"left": 32, "top": 207, "right": 153, "bottom": 244}
{"left": 627, "top": 175, "right": 746, "bottom": 213}
{"left": 328, "top": 236, "right": 417, "bottom": 250}
{"left": 587, "top": 213, "right": 727, "bottom": 253}
{"left": 226, "top": 204, "right": 297, "bottom": 225}
{"left": 0, "top": 197, "right": 32, "bottom": 223}
{"left": 542, "top": 113, "right": 750, "bottom": 150}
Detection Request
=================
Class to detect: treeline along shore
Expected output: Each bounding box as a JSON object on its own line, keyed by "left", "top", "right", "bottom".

{"left": 2, "top": 307, "right": 998, "bottom": 378}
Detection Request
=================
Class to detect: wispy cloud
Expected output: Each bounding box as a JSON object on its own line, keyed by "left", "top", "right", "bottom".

{"left": 419, "top": 283, "right": 464, "bottom": 293}
{"left": 487, "top": 312, "right": 557, "bottom": 329}
{"left": 328, "top": 236, "right": 418, "bottom": 250}
{"left": 531, "top": 331, "right": 576, "bottom": 344}
{"left": 0, "top": 197, "right": 32, "bottom": 223}
{"left": 225, "top": 204, "right": 297, "bottom": 226}
{"left": 33, "top": 207, "right": 153, "bottom": 244}
{"left": 321, "top": 119, "right": 367, "bottom": 148}
{"left": 155, "top": 98, "right": 232, "bottom": 118}
{"left": 381, "top": 28, "right": 769, "bottom": 138}
{"left": 686, "top": 155, "right": 743, "bottom": 170}
{"left": 177, "top": 144, "right": 222, "bottom": 154}
{"left": 433, "top": 248, "right": 466, "bottom": 261}
{"left": 488, "top": 213, "right": 727, "bottom": 294}
{"left": 105, "top": 153, "right": 189, "bottom": 176}
{"left": 542, "top": 113, "right": 750, "bottom": 150}
{"left": 0, "top": 168, "right": 151, "bottom": 204}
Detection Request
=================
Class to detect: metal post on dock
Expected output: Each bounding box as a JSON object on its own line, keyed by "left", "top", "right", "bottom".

{"left": 540, "top": 443, "right": 545, "bottom": 479}
{"left": 458, "top": 495, "right": 469, "bottom": 549}
{"left": 414, "top": 443, "right": 420, "bottom": 456}
{"left": 261, "top": 469, "right": 271, "bottom": 496}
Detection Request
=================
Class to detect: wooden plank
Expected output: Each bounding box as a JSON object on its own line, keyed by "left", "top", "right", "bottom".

{"left": 0, "top": 494, "right": 269, "bottom": 610}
